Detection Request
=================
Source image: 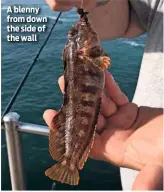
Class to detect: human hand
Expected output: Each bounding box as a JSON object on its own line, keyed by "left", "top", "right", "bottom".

{"left": 45, "top": 0, "right": 96, "bottom": 11}
{"left": 43, "top": 71, "right": 163, "bottom": 190}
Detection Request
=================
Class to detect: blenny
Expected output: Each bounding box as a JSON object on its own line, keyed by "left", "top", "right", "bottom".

{"left": 45, "top": 9, "right": 110, "bottom": 185}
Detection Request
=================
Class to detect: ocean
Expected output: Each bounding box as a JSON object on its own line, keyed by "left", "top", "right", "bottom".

{"left": 1, "top": 0, "right": 146, "bottom": 190}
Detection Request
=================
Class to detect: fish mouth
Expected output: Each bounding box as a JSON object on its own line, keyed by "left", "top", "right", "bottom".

{"left": 77, "top": 9, "right": 89, "bottom": 17}
{"left": 77, "top": 8, "right": 89, "bottom": 22}
{"left": 68, "top": 10, "right": 91, "bottom": 39}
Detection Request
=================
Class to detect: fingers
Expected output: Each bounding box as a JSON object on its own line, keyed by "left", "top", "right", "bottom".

{"left": 89, "top": 133, "right": 104, "bottom": 160}
{"left": 58, "top": 75, "right": 64, "bottom": 93}
{"left": 43, "top": 109, "right": 58, "bottom": 128}
{"left": 45, "top": 0, "right": 81, "bottom": 11}
{"left": 43, "top": 76, "right": 63, "bottom": 128}
{"left": 105, "top": 71, "right": 129, "bottom": 106}
{"left": 58, "top": 75, "right": 107, "bottom": 133}
{"left": 43, "top": 107, "right": 106, "bottom": 134}
{"left": 96, "top": 114, "right": 106, "bottom": 133}
{"left": 90, "top": 132, "right": 110, "bottom": 162}
{"left": 58, "top": 73, "right": 125, "bottom": 118}
{"left": 45, "top": 0, "right": 96, "bottom": 12}
{"left": 42, "top": 108, "right": 106, "bottom": 161}
{"left": 106, "top": 102, "right": 138, "bottom": 130}
{"left": 45, "top": 0, "right": 58, "bottom": 10}
{"left": 101, "top": 92, "right": 117, "bottom": 117}
{"left": 58, "top": 72, "right": 128, "bottom": 109}
{"left": 58, "top": 75, "right": 118, "bottom": 118}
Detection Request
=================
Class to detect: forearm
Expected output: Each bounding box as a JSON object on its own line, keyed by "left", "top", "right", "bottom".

{"left": 88, "top": 0, "right": 130, "bottom": 40}
{"left": 46, "top": 0, "right": 146, "bottom": 40}
{"left": 122, "top": 2, "right": 145, "bottom": 38}
{"left": 88, "top": 0, "right": 145, "bottom": 40}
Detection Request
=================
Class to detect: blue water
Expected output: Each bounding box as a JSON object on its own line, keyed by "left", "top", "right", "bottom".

{"left": 1, "top": 0, "right": 146, "bottom": 190}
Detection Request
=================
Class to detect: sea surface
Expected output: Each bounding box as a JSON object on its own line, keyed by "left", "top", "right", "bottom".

{"left": 1, "top": 0, "right": 146, "bottom": 190}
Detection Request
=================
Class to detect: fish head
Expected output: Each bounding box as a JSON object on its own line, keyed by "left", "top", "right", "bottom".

{"left": 68, "top": 15, "right": 103, "bottom": 58}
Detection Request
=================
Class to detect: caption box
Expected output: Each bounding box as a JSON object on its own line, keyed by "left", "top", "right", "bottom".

{"left": 6, "top": 6, "right": 48, "bottom": 42}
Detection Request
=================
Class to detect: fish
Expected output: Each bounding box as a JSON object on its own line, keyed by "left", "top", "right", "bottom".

{"left": 45, "top": 9, "right": 111, "bottom": 185}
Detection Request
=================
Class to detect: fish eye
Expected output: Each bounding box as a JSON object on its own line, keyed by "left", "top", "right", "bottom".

{"left": 89, "top": 46, "right": 102, "bottom": 58}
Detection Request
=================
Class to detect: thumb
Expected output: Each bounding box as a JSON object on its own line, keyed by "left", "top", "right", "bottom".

{"left": 90, "top": 133, "right": 105, "bottom": 161}
{"left": 43, "top": 109, "right": 58, "bottom": 128}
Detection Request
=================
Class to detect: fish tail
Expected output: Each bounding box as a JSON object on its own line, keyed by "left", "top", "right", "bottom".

{"left": 45, "top": 162, "right": 79, "bottom": 185}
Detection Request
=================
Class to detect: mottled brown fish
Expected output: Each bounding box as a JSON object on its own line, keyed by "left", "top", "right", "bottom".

{"left": 45, "top": 9, "right": 110, "bottom": 185}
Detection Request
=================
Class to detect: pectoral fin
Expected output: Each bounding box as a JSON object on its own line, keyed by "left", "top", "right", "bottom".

{"left": 93, "top": 56, "right": 111, "bottom": 71}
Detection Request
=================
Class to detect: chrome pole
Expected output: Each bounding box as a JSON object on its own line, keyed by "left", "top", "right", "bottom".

{"left": 19, "top": 122, "right": 49, "bottom": 136}
{"left": 3, "top": 112, "right": 25, "bottom": 190}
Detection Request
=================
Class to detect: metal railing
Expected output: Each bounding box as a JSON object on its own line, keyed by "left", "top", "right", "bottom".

{"left": 2, "top": 112, "right": 50, "bottom": 190}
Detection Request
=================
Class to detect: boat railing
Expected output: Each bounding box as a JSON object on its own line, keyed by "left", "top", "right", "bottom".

{"left": 2, "top": 112, "right": 50, "bottom": 190}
